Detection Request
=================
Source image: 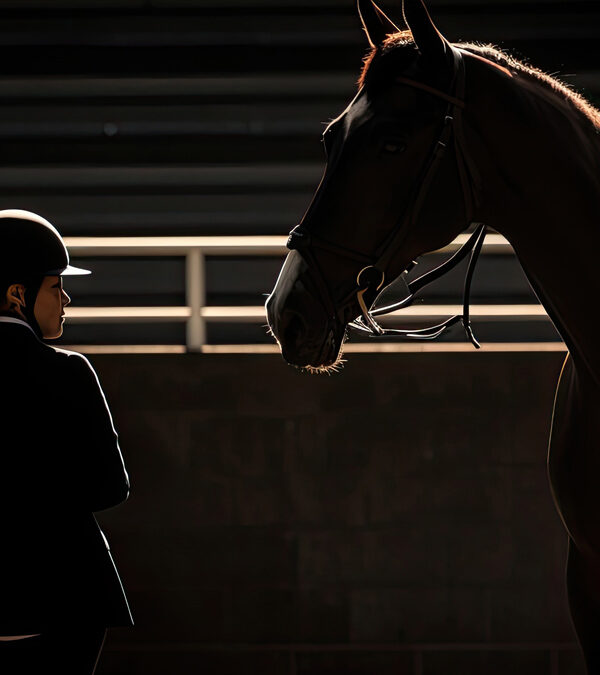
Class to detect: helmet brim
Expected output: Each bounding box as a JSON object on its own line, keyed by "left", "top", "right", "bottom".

{"left": 46, "top": 265, "right": 92, "bottom": 276}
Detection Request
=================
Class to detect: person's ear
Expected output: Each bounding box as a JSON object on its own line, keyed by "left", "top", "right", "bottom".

{"left": 6, "top": 283, "right": 27, "bottom": 315}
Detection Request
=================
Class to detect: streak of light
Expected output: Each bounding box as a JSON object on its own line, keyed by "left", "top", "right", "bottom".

{"left": 60, "top": 343, "right": 567, "bottom": 355}
{"left": 64, "top": 304, "right": 548, "bottom": 323}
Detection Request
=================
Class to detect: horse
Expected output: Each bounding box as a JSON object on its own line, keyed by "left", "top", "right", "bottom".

{"left": 265, "top": 0, "right": 600, "bottom": 670}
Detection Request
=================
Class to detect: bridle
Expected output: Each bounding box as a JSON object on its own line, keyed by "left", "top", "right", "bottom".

{"left": 286, "top": 47, "right": 486, "bottom": 348}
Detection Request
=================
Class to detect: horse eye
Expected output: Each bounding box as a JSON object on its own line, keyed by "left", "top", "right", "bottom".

{"left": 382, "top": 140, "right": 406, "bottom": 155}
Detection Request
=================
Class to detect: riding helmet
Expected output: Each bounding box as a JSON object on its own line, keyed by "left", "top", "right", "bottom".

{"left": 0, "top": 209, "right": 91, "bottom": 278}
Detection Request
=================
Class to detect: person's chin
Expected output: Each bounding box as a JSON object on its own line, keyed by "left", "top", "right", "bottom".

{"left": 44, "top": 325, "right": 63, "bottom": 340}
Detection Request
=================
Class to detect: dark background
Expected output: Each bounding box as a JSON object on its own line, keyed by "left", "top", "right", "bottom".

{"left": 0, "top": 1, "right": 598, "bottom": 673}
{"left": 0, "top": 0, "right": 597, "bottom": 345}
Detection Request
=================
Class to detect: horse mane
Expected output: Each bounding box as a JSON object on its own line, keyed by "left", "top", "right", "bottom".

{"left": 359, "top": 31, "right": 600, "bottom": 132}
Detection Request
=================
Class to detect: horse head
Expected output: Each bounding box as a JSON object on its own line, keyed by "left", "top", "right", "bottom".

{"left": 266, "top": 0, "right": 478, "bottom": 370}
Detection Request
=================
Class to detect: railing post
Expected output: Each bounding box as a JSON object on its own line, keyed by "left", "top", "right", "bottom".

{"left": 186, "top": 248, "right": 205, "bottom": 351}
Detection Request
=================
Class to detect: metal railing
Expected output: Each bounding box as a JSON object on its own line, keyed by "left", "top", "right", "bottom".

{"left": 64, "top": 233, "right": 537, "bottom": 351}
{"left": 65, "top": 235, "right": 287, "bottom": 351}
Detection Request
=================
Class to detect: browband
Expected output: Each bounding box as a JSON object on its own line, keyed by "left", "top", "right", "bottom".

{"left": 395, "top": 76, "right": 466, "bottom": 109}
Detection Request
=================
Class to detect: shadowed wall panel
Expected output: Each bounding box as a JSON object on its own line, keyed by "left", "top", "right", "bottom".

{"left": 89, "top": 351, "right": 582, "bottom": 674}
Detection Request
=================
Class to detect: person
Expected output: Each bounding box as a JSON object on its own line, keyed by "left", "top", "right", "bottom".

{"left": 0, "top": 210, "right": 133, "bottom": 674}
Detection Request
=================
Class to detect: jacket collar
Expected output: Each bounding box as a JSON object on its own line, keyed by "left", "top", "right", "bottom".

{"left": 0, "top": 316, "right": 38, "bottom": 338}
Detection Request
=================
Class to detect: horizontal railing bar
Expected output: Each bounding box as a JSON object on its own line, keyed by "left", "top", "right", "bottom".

{"left": 64, "top": 303, "right": 548, "bottom": 323}
{"left": 64, "top": 233, "right": 514, "bottom": 255}
{"left": 65, "top": 235, "right": 288, "bottom": 255}
{"left": 66, "top": 307, "right": 191, "bottom": 322}
{"left": 383, "top": 304, "right": 549, "bottom": 321}
{"left": 199, "top": 304, "right": 549, "bottom": 323}
{"left": 440, "top": 232, "right": 512, "bottom": 254}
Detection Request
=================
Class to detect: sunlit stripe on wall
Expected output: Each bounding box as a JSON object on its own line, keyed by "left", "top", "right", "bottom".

{"left": 61, "top": 343, "right": 567, "bottom": 355}
{"left": 202, "top": 343, "right": 567, "bottom": 354}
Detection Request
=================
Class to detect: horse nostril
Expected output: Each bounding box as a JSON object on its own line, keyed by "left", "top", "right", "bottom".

{"left": 283, "top": 312, "right": 306, "bottom": 349}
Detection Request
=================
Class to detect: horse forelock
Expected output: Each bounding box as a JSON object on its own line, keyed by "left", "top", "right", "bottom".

{"left": 358, "top": 30, "right": 414, "bottom": 89}
{"left": 358, "top": 32, "right": 600, "bottom": 133}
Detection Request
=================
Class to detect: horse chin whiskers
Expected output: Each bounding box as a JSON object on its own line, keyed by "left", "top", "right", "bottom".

{"left": 263, "top": 323, "right": 277, "bottom": 341}
{"left": 299, "top": 356, "right": 346, "bottom": 376}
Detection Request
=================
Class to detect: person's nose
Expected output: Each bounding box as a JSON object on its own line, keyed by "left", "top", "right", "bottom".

{"left": 62, "top": 289, "right": 71, "bottom": 307}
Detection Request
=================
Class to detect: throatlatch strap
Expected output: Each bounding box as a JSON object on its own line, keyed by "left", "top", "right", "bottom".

{"left": 370, "top": 224, "right": 484, "bottom": 317}
{"left": 349, "top": 225, "right": 486, "bottom": 347}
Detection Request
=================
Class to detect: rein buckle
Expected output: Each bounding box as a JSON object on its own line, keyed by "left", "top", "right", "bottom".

{"left": 356, "top": 265, "right": 385, "bottom": 291}
{"left": 356, "top": 266, "right": 386, "bottom": 335}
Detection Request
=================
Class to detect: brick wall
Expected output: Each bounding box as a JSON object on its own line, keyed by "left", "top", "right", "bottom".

{"left": 90, "top": 351, "right": 583, "bottom": 675}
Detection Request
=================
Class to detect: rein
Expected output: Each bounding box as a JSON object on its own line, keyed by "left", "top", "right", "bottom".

{"left": 287, "top": 47, "right": 486, "bottom": 348}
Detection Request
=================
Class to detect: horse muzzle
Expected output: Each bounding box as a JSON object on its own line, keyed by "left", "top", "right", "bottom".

{"left": 265, "top": 252, "right": 345, "bottom": 368}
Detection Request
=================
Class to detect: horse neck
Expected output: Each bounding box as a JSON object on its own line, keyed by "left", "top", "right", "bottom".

{"left": 467, "top": 57, "right": 600, "bottom": 382}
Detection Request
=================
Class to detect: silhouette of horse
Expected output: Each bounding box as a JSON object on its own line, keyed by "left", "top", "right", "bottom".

{"left": 266, "top": 0, "right": 600, "bottom": 670}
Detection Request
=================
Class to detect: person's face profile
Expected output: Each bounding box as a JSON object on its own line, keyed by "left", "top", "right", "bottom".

{"left": 34, "top": 275, "right": 71, "bottom": 339}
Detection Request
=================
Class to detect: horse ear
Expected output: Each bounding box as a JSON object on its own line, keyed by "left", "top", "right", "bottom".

{"left": 402, "top": 0, "right": 448, "bottom": 62}
{"left": 357, "top": 0, "right": 400, "bottom": 48}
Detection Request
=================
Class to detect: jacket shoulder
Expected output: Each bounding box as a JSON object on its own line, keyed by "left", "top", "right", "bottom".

{"left": 51, "top": 346, "right": 92, "bottom": 365}
{"left": 45, "top": 346, "right": 99, "bottom": 383}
